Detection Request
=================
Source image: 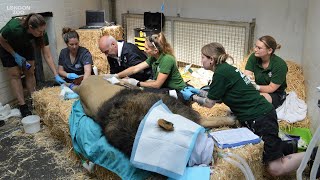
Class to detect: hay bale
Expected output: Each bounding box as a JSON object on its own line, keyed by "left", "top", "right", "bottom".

{"left": 76, "top": 25, "right": 123, "bottom": 75}
{"left": 33, "top": 87, "right": 73, "bottom": 144}
{"left": 32, "top": 87, "right": 119, "bottom": 179}
{"left": 278, "top": 60, "right": 310, "bottom": 129}
{"left": 101, "top": 25, "right": 123, "bottom": 41}
{"left": 212, "top": 142, "right": 265, "bottom": 180}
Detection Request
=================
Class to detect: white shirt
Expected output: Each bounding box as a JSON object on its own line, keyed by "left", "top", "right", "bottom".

{"left": 116, "top": 41, "right": 124, "bottom": 66}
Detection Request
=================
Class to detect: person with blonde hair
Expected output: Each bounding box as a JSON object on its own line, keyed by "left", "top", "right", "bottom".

{"left": 0, "top": 13, "right": 64, "bottom": 117}
{"left": 105, "top": 32, "right": 186, "bottom": 92}
{"left": 58, "top": 27, "right": 93, "bottom": 82}
{"left": 180, "top": 42, "right": 312, "bottom": 177}
{"left": 244, "top": 35, "right": 287, "bottom": 108}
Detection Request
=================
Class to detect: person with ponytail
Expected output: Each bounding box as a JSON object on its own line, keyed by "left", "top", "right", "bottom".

{"left": 106, "top": 32, "right": 186, "bottom": 92}
{"left": 244, "top": 35, "right": 287, "bottom": 108}
{"left": 180, "top": 42, "right": 308, "bottom": 177}
{"left": 0, "top": 13, "right": 64, "bottom": 117}
{"left": 58, "top": 27, "right": 93, "bottom": 82}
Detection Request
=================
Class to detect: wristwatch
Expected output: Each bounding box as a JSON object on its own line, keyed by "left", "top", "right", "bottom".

{"left": 137, "top": 81, "right": 141, "bottom": 87}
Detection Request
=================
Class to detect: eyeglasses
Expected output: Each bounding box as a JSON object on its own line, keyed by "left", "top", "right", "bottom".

{"left": 148, "top": 35, "right": 159, "bottom": 51}
{"left": 102, "top": 43, "right": 112, "bottom": 55}
{"left": 102, "top": 48, "right": 110, "bottom": 55}
{"left": 258, "top": 38, "right": 274, "bottom": 51}
{"left": 254, "top": 45, "right": 266, "bottom": 50}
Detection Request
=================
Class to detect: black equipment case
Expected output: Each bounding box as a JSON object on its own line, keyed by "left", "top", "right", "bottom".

{"left": 134, "top": 12, "right": 165, "bottom": 50}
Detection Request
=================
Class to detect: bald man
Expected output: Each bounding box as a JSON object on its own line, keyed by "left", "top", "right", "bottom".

{"left": 99, "top": 35, "right": 152, "bottom": 81}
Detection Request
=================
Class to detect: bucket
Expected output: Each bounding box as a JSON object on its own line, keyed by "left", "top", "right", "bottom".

{"left": 281, "top": 127, "right": 312, "bottom": 152}
{"left": 21, "top": 115, "right": 41, "bottom": 134}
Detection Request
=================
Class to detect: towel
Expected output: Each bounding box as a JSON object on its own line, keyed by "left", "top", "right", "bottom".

{"left": 276, "top": 91, "right": 307, "bottom": 123}
{"left": 0, "top": 103, "right": 21, "bottom": 120}
{"left": 130, "top": 100, "right": 205, "bottom": 179}
{"left": 188, "top": 133, "right": 214, "bottom": 167}
{"left": 69, "top": 100, "right": 151, "bottom": 179}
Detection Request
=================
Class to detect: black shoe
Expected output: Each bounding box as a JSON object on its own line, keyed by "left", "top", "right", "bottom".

{"left": 308, "top": 147, "right": 320, "bottom": 178}
{"left": 0, "top": 120, "right": 4, "bottom": 127}
{"left": 19, "top": 104, "right": 32, "bottom": 118}
{"left": 282, "top": 139, "right": 298, "bottom": 155}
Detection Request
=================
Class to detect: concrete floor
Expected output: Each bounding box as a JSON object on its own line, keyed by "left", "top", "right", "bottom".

{"left": 0, "top": 117, "right": 94, "bottom": 180}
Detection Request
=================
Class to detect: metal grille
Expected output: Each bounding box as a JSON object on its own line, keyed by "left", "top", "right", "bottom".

{"left": 122, "top": 13, "right": 255, "bottom": 67}
{"left": 125, "top": 17, "right": 144, "bottom": 44}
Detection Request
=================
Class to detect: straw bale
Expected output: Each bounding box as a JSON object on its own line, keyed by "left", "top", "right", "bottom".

{"left": 279, "top": 60, "right": 310, "bottom": 129}
{"left": 101, "top": 25, "right": 124, "bottom": 41}
{"left": 33, "top": 87, "right": 74, "bottom": 144}
{"left": 32, "top": 87, "right": 118, "bottom": 179}
{"left": 211, "top": 142, "right": 265, "bottom": 180}
{"left": 76, "top": 25, "right": 123, "bottom": 75}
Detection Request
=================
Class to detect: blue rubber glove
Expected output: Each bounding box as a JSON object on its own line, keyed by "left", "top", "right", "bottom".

{"left": 64, "top": 92, "right": 79, "bottom": 100}
{"left": 67, "top": 73, "right": 79, "bottom": 80}
{"left": 186, "top": 86, "right": 200, "bottom": 95}
{"left": 13, "top": 52, "right": 26, "bottom": 67}
{"left": 55, "top": 75, "right": 66, "bottom": 84}
{"left": 180, "top": 88, "right": 195, "bottom": 101}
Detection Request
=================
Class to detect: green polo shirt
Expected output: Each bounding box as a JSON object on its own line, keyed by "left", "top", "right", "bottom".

{"left": 145, "top": 53, "right": 186, "bottom": 91}
{"left": 207, "top": 62, "right": 273, "bottom": 122}
{"left": 245, "top": 53, "right": 287, "bottom": 92}
{"left": 0, "top": 18, "right": 49, "bottom": 52}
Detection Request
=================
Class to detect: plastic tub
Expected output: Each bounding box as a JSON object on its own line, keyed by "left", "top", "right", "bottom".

{"left": 21, "top": 115, "right": 41, "bottom": 134}
{"left": 281, "top": 127, "right": 312, "bottom": 151}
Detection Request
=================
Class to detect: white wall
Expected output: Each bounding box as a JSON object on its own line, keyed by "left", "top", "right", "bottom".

{"left": 302, "top": 0, "right": 320, "bottom": 132}
{"left": 0, "top": 0, "right": 101, "bottom": 104}
{"left": 116, "top": 0, "right": 308, "bottom": 64}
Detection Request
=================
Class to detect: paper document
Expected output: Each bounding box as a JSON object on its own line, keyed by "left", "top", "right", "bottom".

{"left": 210, "top": 127, "right": 261, "bottom": 149}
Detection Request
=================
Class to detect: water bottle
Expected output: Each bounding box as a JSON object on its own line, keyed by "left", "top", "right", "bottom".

{"left": 25, "top": 61, "right": 32, "bottom": 70}
{"left": 22, "top": 60, "right": 31, "bottom": 70}
{"left": 93, "top": 65, "right": 98, "bottom": 75}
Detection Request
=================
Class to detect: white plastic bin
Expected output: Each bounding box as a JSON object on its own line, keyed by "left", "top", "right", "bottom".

{"left": 21, "top": 115, "right": 41, "bottom": 134}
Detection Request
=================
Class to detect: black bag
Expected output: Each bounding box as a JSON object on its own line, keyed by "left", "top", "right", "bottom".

{"left": 143, "top": 12, "right": 165, "bottom": 30}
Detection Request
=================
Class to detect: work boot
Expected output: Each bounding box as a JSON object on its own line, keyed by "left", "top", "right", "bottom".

{"left": 19, "top": 104, "right": 32, "bottom": 118}
{"left": 308, "top": 147, "right": 320, "bottom": 178}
